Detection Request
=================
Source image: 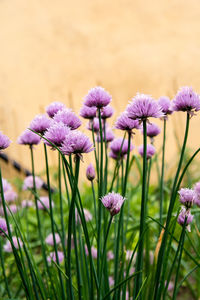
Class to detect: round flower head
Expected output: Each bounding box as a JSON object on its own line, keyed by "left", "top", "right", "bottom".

{"left": 29, "top": 114, "right": 52, "bottom": 135}
{"left": 86, "top": 163, "right": 95, "bottom": 181}
{"left": 45, "top": 233, "right": 61, "bottom": 246}
{"left": 109, "top": 277, "right": 114, "bottom": 286}
{"left": 46, "top": 101, "right": 65, "bottom": 118}
{"left": 1, "top": 179, "right": 11, "bottom": 193}
{"left": 53, "top": 109, "right": 82, "bottom": 130}
{"left": 115, "top": 112, "right": 140, "bottom": 132}
{"left": 110, "top": 138, "right": 133, "bottom": 160}
{"left": 126, "top": 93, "right": 164, "bottom": 121}
{"left": 4, "top": 190, "right": 17, "bottom": 203}
{"left": 194, "top": 182, "right": 200, "bottom": 206}
{"left": 76, "top": 208, "right": 92, "bottom": 223}
{"left": 141, "top": 122, "right": 161, "bottom": 138}
{"left": 101, "top": 192, "right": 125, "bottom": 216}
{"left": 4, "top": 236, "right": 22, "bottom": 253}
{"left": 101, "top": 105, "right": 114, "bottom": 119}
{"left": 80, "top": 106, "right": 97, "bottom": 119}
{"left": 47, "top": 251, "right": 64, "bottom": 263}
{"left": 138, "top": 144, "right": 156, "bottom": 159}
{"left": 9, "top": 204, "right": 18, "bottom": 215}
{"left": 21, "top": 199, "right": 33, "bottom": 208}
{"left": 84, "top": 86, "right": 112, "bottom": 108}
{"left": 172, "top": 86, "right": 200, "bottom": 115}
{"left": 177, "top": 207, "right": 193, "bottom": 231}
{"left": 18, "top": 129, "right": 40, "bottom": 146}
{"left": 0, "top": 218, "right": 9, "bottom": 236}
{"left": 96, "top": 128, "right": 115, "bottom": 143}
{"left": 85, "top": 245, "right": 97, "bottom": 259}
{"left": 107, "top": 250, "right": 114, "bottom": 260}
{"left": 0, "top": 132, "right": 11, "bottom": 150}
{"left": 43, "top": 121, "right": 71, "bottom": 148}
{"left": 60, "top": 131, "right": 93, "bottom": 156}
{"left": 23, "top": 176, "right": 43, "bottom": 190}
{"left": 178, "top": 188, "right": 194, "bottom": 208}
{"left": 38, "top": 197, "right": 53, "bottom": 210}
{"left": 158, "top": 96, "right": 173, "bottom": 117}
{"left": 87, "top": 117, "right": 101, "bottom": 132}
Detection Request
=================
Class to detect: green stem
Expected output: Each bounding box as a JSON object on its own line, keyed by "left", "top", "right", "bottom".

{"left": 160, "top": 119, "right": 166, "bottom": 228}
{"left": 0, "top": 239, "right": 11, "bottom": 298}
{"left": 91, "top": 181, "right": 98, "bottom": 230}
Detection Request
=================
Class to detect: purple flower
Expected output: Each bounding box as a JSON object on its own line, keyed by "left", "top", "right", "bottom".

{"left": 109, "top": 277, "right": 114, "bottom": 286}
{"left": 54, "top": 109, "right": 82, "bottom": 130}
{"left": 80, "top": 106, "right": 97, "bottom": 119}
{"left": 0, "top": 218, "right": 9, "bottom": 236}
{"left": 1, "top": 179, "right": 11, "bottom": 193}
{"left": 101, "top": 192, "right": 125, "bottom": 216}
{"left": 46, "top": 101, "right": 65, "bottom": 118}
{"left": 0, "top": 204, "right": 18, "bottom": 216}
{"left": 141, "top": 123, "right": 161, "bottom": 138}
{"left": 101, "top": 105, "right": 114, "bottom": 119}
{"left": 126, "top": 93, "right": 164, "bottom": 121}
{"left": 84, "top": 86, "right": 112, "bottom": 108}
{"left": 110, "top": 138, "right": 133, "bottom": 160}
{"left": 76, "top": 208, "right": 92, "bottom": 223}
{"left": 45, "top": 233, "right": 61, "bottom": 246}
{"left": 23, "top": 176, "right": 43, "bottom": 190}
{"left": 47, "top": 251, "right": 64, "bottom": 263}
{"left": 96, "top": 128, "right": 115, "bottom": 143}
{"left": 87, "top": 118, "right": 101, "bottom": 132}
{"left": 4, "top": 236, "right": 22, "bottom": 252}
{"left": 115, "top": 112, "right": 140, "bottom": 132}
{"left": 29, "top": 114, "right": 52, "bottom": 135}
{"left": 158, "top": 96, "right": 173, "bottom": 117}
{"left": 178, "top": 188, "right": 194, "bottom": 208}
{"left": 60, "top": 131, "right": 93, "bottom": 156}
{"left": 107, "top": 250, "right": 114, "bottom": 260}
{"left": 18, "top": 129, "right": 40, "bottom": 146}
{"left": 85, "top": 245, "right": 97, "bottom": 259}
{"left": 43, "top": 122, "right": 71, "bottom": 148}
{"left": 3, "top": 190, "right": 17, "bottom": 203}
{"left": 86, "top": 163, "right": 95, "bottom": 181}
{"left": 172, "top": 86, "right": 200, "bottom": 115}
{"left": 21, "top": 199, "right": 33, "bottom": 208}
{"left": 0, "top": 132, "right": 11, "bottom": 150}
{"left": 138, "top": 144, "right": 156, "bottom": 159}
{"left": 194, "top": 182, "right": 200, "bottom": 206}
{"left": 177, "top": 207, "right": 193, "bottom": 231}
{"left": 38, "top": 197, "right": 54, "bottom": 210}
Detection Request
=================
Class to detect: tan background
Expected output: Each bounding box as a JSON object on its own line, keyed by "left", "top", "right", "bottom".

{"left": 0, "top": 0, "right": 200, "bottom": 177}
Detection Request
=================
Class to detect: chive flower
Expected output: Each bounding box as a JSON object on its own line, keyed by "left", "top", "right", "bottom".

{"left": 194, "top": 181, "right": 200, "bottom": 207}
{"left": 86, "top": 163, "right": 95, "bottom": 181}
{"left": 115, "top": 112, "right": 140, "bottom": 132}
{"left": 80, "top": 106, "right": 97, "bottom": 119}
{"left": 0, "top": 132, "right": 11, "bottom": 150}
{"left": 38, "top": 197, "right": 54, "bottom": 210}
{"left": 3, "top": 190, "right": 17, "bottom": 203}
{"left": 96, "top": 128, "right": 115, "bottom": 143}
{"left": 141, "top": 122, "right": 161, "bottom": 138}
{"left": 46, "top": 101, "right": 65, "bottom": 118}
{"left": 158, "top": 96, "right": 173, "bottom": 117}
{"left": 84, "top": 86, "right": 112, "bottom": 108}
{"left": 29, "top": 114, "right": 52, "bottom": 135}
{"left": 0, "top": 218, "right": 9, "bottom": 236}
{"left": 47, "top": 251, "right": 64, "bottom": 263}
{"left": 138, "top": 144, "right": 156, "bottom": 159}
{"left": 43, "top": 122, "right": 71, "bottom": 147}
{"left": 101, "top": 105, "right": 114, "bottom": 119}
{"left": 4, "top": 236, "right": 22, "bottom": 252}
{"left": 177, "top": 207, "right": 193, "bottom": 231}
{"left": 110, "top": 137, "right": 133, "bottom": 160}
{"left": 101, "top": 192, "right": 125, "bottom": 216}
{"left": 53, "top": 109, "right": 82, "bottom": 130}
{"left": 18, "top": 129, "right": 40, "bottom": 146}
{"left": 178, "top": 188, "right": 194, "bottom": 208}
{"left": 172, "top": 86, "right": 200, "bottom": 115}
{"left": 0, "top": 179, "right": 11, "bottom": 193}
{"left": 85, "top": 245, "right": 98, "bottom": 259}
{"left": 45, "top": 233, "right": 61, "bottom": 246}
{"left": 23, "top": 175, "right": 43, "bottom": 190}
{"left": 60, "top": 131, "right": 93, "bottom": 156}
{"left": 21, "top": 200, "right": 33, "bottom": 208}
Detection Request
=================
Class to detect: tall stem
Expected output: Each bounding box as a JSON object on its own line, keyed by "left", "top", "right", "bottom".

{"left": 160, "top": 119, "right": 166, "bottom": 228}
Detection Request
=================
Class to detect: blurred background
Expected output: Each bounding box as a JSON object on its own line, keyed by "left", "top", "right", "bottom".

{"left": 1, "top": 0, "right": 200, "bottom": 178}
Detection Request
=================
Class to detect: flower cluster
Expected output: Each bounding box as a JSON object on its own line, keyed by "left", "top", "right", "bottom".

{"left": 101, "top": 192, "right": 125, "bottom": 216}
{"left": 177, "top": 187, "right": 195, "bottom": 231}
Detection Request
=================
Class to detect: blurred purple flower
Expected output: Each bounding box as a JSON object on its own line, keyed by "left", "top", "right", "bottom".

{"left": 0, "top": 218, "right": 9, "bottom": 236}
{"left": 54, "top": 109, "right": 82, "bottom": 130}
{"left": 38, "top": 197, "right": 53, "bottom": 210}
{"left": 101, "top": 105, "right": 114, "bottom": 119}
{"left": 1, "top": 179, "right": 11, "bottom": 193}
{"left": 126, "top": 93, "right": 164, "bottom": 121}
{"left": 76, "top": 208, "right": 92, "bottom": 223}
{"left": 47, "top": 251, "right": 64, "bottom": 263}
{"left": 3, "top": 190, "right": 17, "bottom": 203}
{"left": 115, "top": 112, "right": 140, "bottom": 132}
{"left": 43, "top": 121, "right": 71, "bottom": 148}
{"left": 29, "top": 114, "right": 52, "bottom": 135}
{"left": 177, "top": 207, "right": 193, "bottom": 231}
{"left": 96, "top": 128, "right": 115, "bottom": 143}
{"left": 178, "top": 188, "right": 194, "bottom": 208}
{"left": 4, "top": 236, "right": 22, "bottom": 252}
{"left": 46, "top": 101, "right": 65, "bottom": 118}
{"left": 45, "top": 233, "right": 61, "bottom": 246}
{"left": 141, "top": 122, "right": 161, "bottom": 138}
{"left": 194, "top": 181, "right": 200, "bottom": 207}
{"left": 85, "top": 245, "right": 97, "bottom": 259}
{"left": 84, "top": 86, "right": 112, "bottom": 108}
{"left": 23, "top": 176, "right": 43, "bottom": 190}
{"left": 138, "top": 144, "right": 156, "bottom": 159}
{"left": 80, "top": 106, "right": 97, "bottom": 119}
{"left": 172, "top": 86, "right": 200, "bottom": 115}
{"left": 101, "top": 192, "right": 125, "bottom": 216}
{"left": 60, "top": 131, "right": 93, "bottom": 156}
{"left": 110, "top": 138, "right": 133, "bottom": 160}
{"left": 158, "top": 96, "right": 173, "bottom": 117}
{"left": 0, "top": 132, "right": 11, "bottom": 150}
{"left": 107, "top": 250, "right": 114, "bottom": 260}
{"left": 109, "top": 277, "right": 114, "bottom": 286}
{"left": 87, "top": 118, "right": 101, "bottom": 132}
{"left": 21, "top": 199, "right": 33, "bottom": 208}
{"left": 18, "top": 129, "right": 40, "bottom": 146}
{"left": 86, "top": 163, "right": 95, "bottom": 181}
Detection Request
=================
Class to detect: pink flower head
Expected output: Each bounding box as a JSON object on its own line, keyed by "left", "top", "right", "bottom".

{"left": 158, "top": 96, "right": 173, "bottom": 117}
{"left": 0, "top": 132, "right": 11, "bottom": 150}
{"left": 177, "top": 207, "right": 193, "bottom": 231}
{"left": 29, "top": 114, "right": 52, "bottom": 135}
{"left": 53, "top": 109, "right": 82, "bottom": 130}
{"left": 4, "top": 236, "right": 22, "bottom": 252}
{"left": 110, "top": 138, "right": 133, "bottom": 160}
{"left": 101, "top": 192, "right": 125, "bottom": 216}
{"left": 1, "top": 179, "right": 11, "bottom": 193}
{"left": 172, "top": 86, "right": 200, "bottom": 115}
{"left": 142, "top": 123, "right": 161, "bottom": 138}
{"left": 85, "top": 245, "right": 97, "bottom": 259}
{"left": 87, "top": 118, "right": 101, "bottom": 132}
{"left": 38, "top": 197, "right": 53, "bottom": 210}
{"left": 46, "top": 101, "right": 65, "bottom": 118}
{"left": 107, "top": 250, "right": 114, "bottom": 260}
{"left": 43, "top": 121, "right": 71, "bottom": 148}
{"left": 47, "top": 251, "right": 64, "bottom": 263}
{"left": 109, "top": 277, "right": 114, "bottom": 286}
{"left": 115, "top": 112, "right": 140, "bottom": 132}
{"left": 178, "top": 188, "right": 194, "bottom": 208}
{"left": 86, "top": 163, "right": 95, "bottom": 181}
{"left": 101, "top": 105, "right": 114, "bottom": 119}
{"left": 0, "top": 205, "right": 17, "bottom": 216}
{"left": 96, "top": 128, "right": 115, "bottom": 143}
{"left": 76, "top": 208, "right": 92, "bottom": 223}
{"left": 80, "top": 106, "right": 97, "bottom": 119}
{"left": 194, "top": 181, "right": 200, "bottom": 207}
{"left": 84, "top": 86, "right": 112, "bottom": 108}
{"left": 17, "top": 129, "right": 40, "bottom": 146}
{"left": 126, "top": 93, "right": 164, "bottom": 121}
{"left": 0, "top": 218, "right": 9, "bottom": 236}
{"left": 138, "top": 144, "right": 155, "bottom": 159}
{"left": 23, "top": 176, "right": 43, "bottom": 190}
{"left": 21, "top": 199, "right": 33, "bottom": 208}
{"left": 60, "top": 131, "right": 93, "bottom": 156}
{"left": 45, "top": 233, "right": 61, "bottom": 246}
{"left": 4, "top": 190, "right": 17, "bottom": 203}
